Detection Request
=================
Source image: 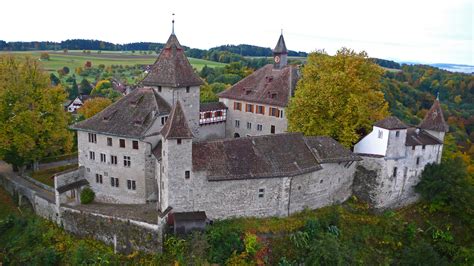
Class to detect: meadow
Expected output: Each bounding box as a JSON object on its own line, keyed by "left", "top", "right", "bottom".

{"left": 0, "top": 50, "right": 226, "bottom": 73}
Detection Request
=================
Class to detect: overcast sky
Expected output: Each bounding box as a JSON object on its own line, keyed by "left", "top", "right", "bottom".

{"left": 1, "top": 0, "right": 472, "bottom": 65}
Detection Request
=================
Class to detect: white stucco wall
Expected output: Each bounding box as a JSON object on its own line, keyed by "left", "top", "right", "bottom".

{"left": 354, "top": 126, "right": 389, "bottom": 156}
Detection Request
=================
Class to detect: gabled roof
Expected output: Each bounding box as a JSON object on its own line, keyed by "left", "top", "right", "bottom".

{"left": 192, "top": 133, "right": 359, "bottom": 181}
{"left": 273, "top": 34, "right": 288, "bottom": 54}
{"left": 304, "top": 136, "right": 362, "bottom": 163}
{"left": 419, "top": 100, "right": 449, "bottom": 132}
{"left": 374, "top": 116, "right": 408, "bottom": 130}
{"left": 141, "top": 34, "right": 203, "bottom": 88}
{"left": 405, "top": 128, "right": 443, "bottom": 146}
{"left": 218, "top": 64, "right": 298, "bottom": 107}
{"left": 161, "top": 100, "right": 193, "bottom": 139}
{"left": 71, "top": 88, "right": 170, "bottom": 138}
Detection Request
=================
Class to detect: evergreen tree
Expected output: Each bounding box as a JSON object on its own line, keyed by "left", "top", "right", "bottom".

{"left": 79, "top": 78, "right": 93, "bottom": 95}
{"left": 68, "top": 79, "right": 79, "bottom": 100}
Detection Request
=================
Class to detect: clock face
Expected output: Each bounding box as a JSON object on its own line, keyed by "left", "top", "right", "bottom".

{"left": 274, "top": 55, "right": 280, "bottom": 63}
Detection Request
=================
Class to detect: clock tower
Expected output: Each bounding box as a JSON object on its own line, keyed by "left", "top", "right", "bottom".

{"left": 273, "top": 32, "right": 288, "bottom": 69}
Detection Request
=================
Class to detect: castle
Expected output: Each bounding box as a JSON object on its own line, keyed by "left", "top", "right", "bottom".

{"left": 63, "top": 29, "right": 447, "bottom": 228}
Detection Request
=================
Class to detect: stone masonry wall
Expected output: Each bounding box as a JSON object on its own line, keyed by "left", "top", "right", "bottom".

{"left": 60, "top": 207, "right": 161, "bottom": 254}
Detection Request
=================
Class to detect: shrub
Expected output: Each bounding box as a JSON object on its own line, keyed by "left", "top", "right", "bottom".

{"left": 80, "top": 188, "right": 95, "bottom": 204}
{"left": 206, "top": 225, "right": 244, "bottom": 264}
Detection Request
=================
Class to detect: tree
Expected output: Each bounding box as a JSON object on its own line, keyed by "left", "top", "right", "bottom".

{"left": 68, "top": 79, "right": 79, "bottom": 100}
{"left": 50, "top": 73, "right": 60, "bottom": 86}
{"left": 287, "top": 48, "right": 389, "bottom": 147}
{"left": 77, "top": 97, "right": 112, "bottom": 119}
{"left": 62, "top": 66, "right": 70, "bottom": 75}
{"left": 0, "top": 56, "right": 73, "bottom": 174}
{"left": 79, "top": 78, "right": 93, "bottom": 95}
{"left": 40, "top": 52, "right": 50, "bottom": 61}
{"left": 90, "top": 80, "right": 121, "bottom": 101}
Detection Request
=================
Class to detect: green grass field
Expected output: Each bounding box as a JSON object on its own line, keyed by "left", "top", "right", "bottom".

{"left": 0, "top": 50, "right": 226, "bottom": 73}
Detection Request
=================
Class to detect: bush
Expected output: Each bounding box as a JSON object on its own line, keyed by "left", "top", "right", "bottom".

{"left": 80, "top": 187, "right": 95, "bottom": 204}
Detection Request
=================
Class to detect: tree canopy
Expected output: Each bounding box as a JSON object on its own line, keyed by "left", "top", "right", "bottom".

{"left": 0, "top": 56, "right": 73, "bottom": 173}
{"left": 287, "top": 48, "right": 389, "bottom": 147}
{"left": 77, "top": 97, "right": 112, "bottom": 119}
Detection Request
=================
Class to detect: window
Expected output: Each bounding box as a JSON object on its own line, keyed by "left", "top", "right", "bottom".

{"left": 257, "top": 124, "right": 263, "bottom": 131}
{"left": 393, "top": 167, "right": 398, "bottom": 177}
{"left": 412, "top": 146, "right": 416, "bottom": 150}
{"left": 127, "top": 180, "right": 136, "bottom": 190}
{"left": 247, "top": 122, "right": 252, "bottom": 129}
{"left": 256, "top": 105, "right": 265, "bottom": 114}
{"left": 110, "top": 155, "right": 117, "bottom": 165}
{"left": 185, "top": 171, "right": 190, "bottom": 179}
{"left": 422, "top": 145, "right": 426, "bottom": 150}
{"left": 95, "top": 174, "right": 103, "bottom": 184}
{"left": 235, "top": 120, "right": 240, "bottom": 128}
{"left": 395, "top": 131, "right": 400, "bottom": 137}
{"left": 133, "top": 141, "right": 139, "bottom": 150}
{"left": 245, "top": 104, "right": 254, "bottom": 113}
{"left": 215, "top": 111, "right": 223, "bottom": 117}
{"left": 124, "top": 156, "right": 131, "bottom": 167}
{"left": 119, "top": 139, "right": 126, "bottom": 148}
{"left": 204, "top": 112, "right": 212, "bottom": 119}
{"left": 280, "top": 110, "right": 284, "bottom": 118}
{"left": 100, "top": 153, "right": 106, "bottom": 163}
{"left": 161, "top": 116, "right": 168, "bottom": 125}
{"left": 158, "top": 86, "right": 162, "bottom": 92}
{"left": 258, "top": 188, "right": 265, "bottom": 198}
{"left": 416, "top": 157, "right": 420, "bottom": 165}
{"left": 107, "top": 137, "right": 112, "bottom": 146}
{"left": 89, "top": 151, "right": 95, "bottom": 160}
{"left": 186, "top": 86, "right": 190, "bottom": 93}
{"left": 271, "top": 125, "right": 275, "bottom": 134}
{"left": 88, "top": 133, "right": 97, "bottom": 143}
{"left": 111, "top": 177, "right": 119, "bottom": 187}
{"left": 234, "top": 102, "right": 242, "bottom": 111}
{"left": 269, "top": 107, "right": 280, "bottom": 117}
{"left": 177, "top": 139, "right": 182, "bottom": 145}
{"left": 378, "top": 130, "right": 383, "bottom": 139}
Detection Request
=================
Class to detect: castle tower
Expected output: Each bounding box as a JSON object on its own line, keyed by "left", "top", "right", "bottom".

{"left": 141, "top": 22, "right": 203, "bottom": 138}
{"left": 419, "top": 98, "right": 449, "bottom": 142}
{"left": 159, "top": 101, "right": 194, "bottom": 212}
{"left": 273, "top": 32, "right": 288, "bottom": 69}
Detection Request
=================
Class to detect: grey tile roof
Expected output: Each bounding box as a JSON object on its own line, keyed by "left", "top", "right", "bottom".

{"left": 199, "top": 102, "right": 227, "bottom": 112}
{"left": 193, "top": 133, "right": 359, "bottom": 181}
{"left": 56, "top": 179, "right": 89, "bottom": 194}
{"left": 71, "top": 88, "right": 170, "bottom": 138}
{"left": 173, "top": 211, "right": 207, "bottom": 222}
{"left": 273, "top": 34, "right": 288, "bottom": 54}
{"left": 304, "top": 136, "right": 362, "bottom": 163}
{"left": 218, "top": 64, "right": 298, "bottom": 107}
{"left": 161, "top": 100, "right": 193, "bottom": 139}
{"left": 141, "top": 34, "right": 203, "bottom": 88}
{"left": 405, "top": 128, "right": 443, "bottom": 146}
{"left": 152, "top": 141, "right": 162, "bottom": 160}
{"left": 419, "top": 100, "right": 449, "bottom": 132}
{"left": 374, "top": 116, "right": 408, "bottom": 130}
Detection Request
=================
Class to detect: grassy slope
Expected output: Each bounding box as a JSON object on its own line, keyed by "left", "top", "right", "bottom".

{"left": 0, "top": 50, "right": 226, "bottom": 72}
{"left": 30, "top": 164, "right": 78, "bottom": 187}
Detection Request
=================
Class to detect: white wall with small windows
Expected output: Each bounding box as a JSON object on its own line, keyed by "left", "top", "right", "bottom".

{"left": 220, "top": 98, "right": 288, "bottom": 138}
{"left": 354, "top": 126, "right": 389, "bottom": 156}
{"left": 77, "top": 130, "right": 155, "bottom": 204}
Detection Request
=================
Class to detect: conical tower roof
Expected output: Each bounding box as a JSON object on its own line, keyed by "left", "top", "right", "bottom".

{"left": 161, "top": 100, "right": 193, "bottom": 139}
{"left": 419, "top": 99, "right": 449, "bottom": 132}
{"left": 273, "top": 34, "right": 288, "bottom": 54}
{"left": 141, "top": 34, "right": 203, "bottom": 88}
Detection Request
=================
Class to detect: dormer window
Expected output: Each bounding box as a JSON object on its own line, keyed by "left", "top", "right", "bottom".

{"left": 186, "top": 86, "right": 190, "bottom": 93}
{"left": 378, "top": 130, "right": 383, "bottom": 139}
{"left": 266, "top": 76, "right": 274, "bottom": 82}
{"left": 245, "top": 89, "right": 252, "bottom": 95}
{"left": 158, "top": 86, "right": 162, "bottom": 92}
{"left": 270, "top": 93, "right": 277, "bottom": 99}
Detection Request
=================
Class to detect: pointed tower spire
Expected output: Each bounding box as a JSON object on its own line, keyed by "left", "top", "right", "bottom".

{"left": 161, "top": 100, "right": 193, "bottom": 139}
{"left": 419, "top": 98, "right": 449, "bottom": 133}
{"left": 273, "top": 31, "right": 288, "bottom": 69}
{"left": 172, "top": 13, "right": 175, "bottom": 35}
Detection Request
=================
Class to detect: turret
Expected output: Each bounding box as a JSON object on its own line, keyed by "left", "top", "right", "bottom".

{"left": 273, "top": 32, "right": 288, "bottom": 69}
{"left": 419, "top": 98, "right": 449, "bottom": 142}
{"left": 160, "top": 101, "right": 194, "bottom": 212}
{"left": 141, "top": 20, "right": 203, "bottom": 137}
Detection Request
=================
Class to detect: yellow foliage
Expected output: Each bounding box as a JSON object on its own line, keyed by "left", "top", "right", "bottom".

{"left": 78, "top": 97, "right": 112, "bottom": 119}
{"left": 288, "top": 48, "right": 389, "bottom": 147}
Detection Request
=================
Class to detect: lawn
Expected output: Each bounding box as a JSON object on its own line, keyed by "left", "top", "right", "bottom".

{"left": 0, "top": 50, "right": 226, "bottom": 73}
{"left": 30, "top": 164, "right": 79, "bottom": 187}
